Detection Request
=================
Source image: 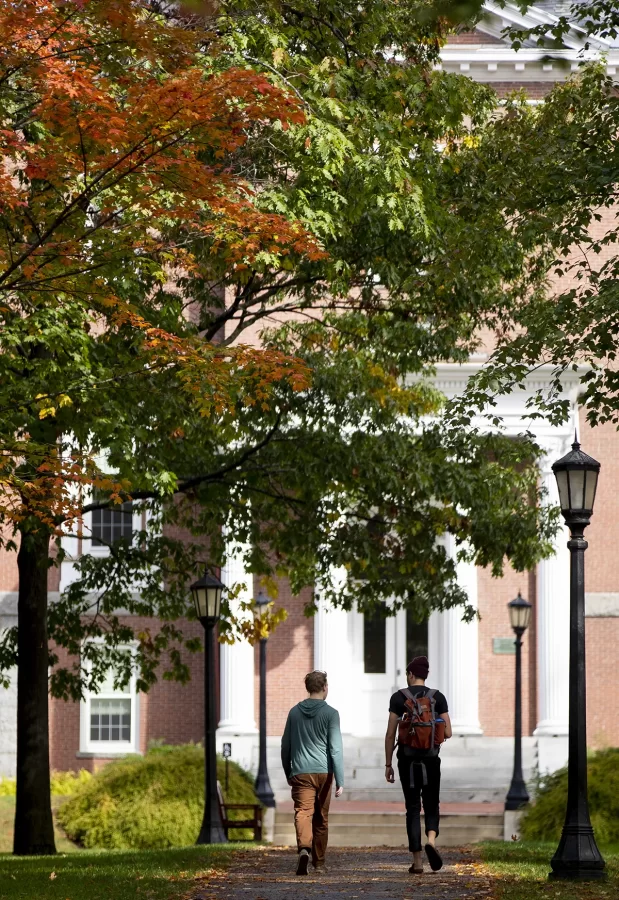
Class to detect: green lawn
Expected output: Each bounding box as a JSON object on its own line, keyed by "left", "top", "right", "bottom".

{"left": 0, "top": 796, "right": 77, "bottom": 854}
{"left": 1, "top": 795, "right": 242, "bottom": 899}
{"left": 480, "top": 842, "right": 619, "bottom": 900}
{"left": 0, "top": 844, "right": 241, "bottom": 900}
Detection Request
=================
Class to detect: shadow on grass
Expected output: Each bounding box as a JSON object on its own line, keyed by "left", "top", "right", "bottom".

{"left": 479, "top": 841, "right": 619, "bottom": 900}
{"left": 0, "top": 843, "right": 244, "bottom": 900}
{"left": 0, "top": 795, "right": 78, "bottom": 854}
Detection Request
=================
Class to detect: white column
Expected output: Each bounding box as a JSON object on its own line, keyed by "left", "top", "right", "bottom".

{"left": 314, "top": 575, "right": 354, "bottom": 733}
{"left": 535, "top": 455, "right": 570, "bottom": 736}
{"left": 428, "top": 536, "right": 482, "bottom": 735}
{"left": 216, "top": 542, "right": 257, "bottom": 772}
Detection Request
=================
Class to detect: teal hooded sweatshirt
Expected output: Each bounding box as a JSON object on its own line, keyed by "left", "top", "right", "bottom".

{"left": 280, "top": 699, "right": 344, "bottom": 788}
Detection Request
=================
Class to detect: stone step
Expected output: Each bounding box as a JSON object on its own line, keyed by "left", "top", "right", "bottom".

{"left": 273, "top": 811, "right": 503, "bottom": 847}
{"left": 266, "top": 735, "right": 538, "bottom": 804}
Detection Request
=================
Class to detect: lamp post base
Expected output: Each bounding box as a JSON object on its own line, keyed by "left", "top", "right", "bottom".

{"left": 196, "top": 824, "right": 227, "bottom": 845}
{"left": 196, "top": 798, "right": 227, "bottom": 845}
{"left": 504, "top": 777, "right": 529, "bottom": 812}
{"left": 549, "top": 827, "right": 607, "bottom": 881}
{"left": 254, "top": 771, "right": 276, "bottom": 808}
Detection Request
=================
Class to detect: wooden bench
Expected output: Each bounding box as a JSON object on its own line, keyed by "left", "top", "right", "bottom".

{"left": 217, "top": 782, "right": 263, "bottom": 841}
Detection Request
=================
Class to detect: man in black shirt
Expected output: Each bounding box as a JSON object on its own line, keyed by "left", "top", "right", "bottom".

{"left": 384, "top": 655, "right": 452, "bottom": 874}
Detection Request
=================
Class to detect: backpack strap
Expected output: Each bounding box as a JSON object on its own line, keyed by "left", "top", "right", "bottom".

{"left": 400, "top": 688, "right": 416, "bottom": 702}
{"left": 409, "top": 760, "right": 429, "bottom": 789}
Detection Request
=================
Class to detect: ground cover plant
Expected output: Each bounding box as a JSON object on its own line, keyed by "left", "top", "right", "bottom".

{"left": 0, "top": 844, "right": 239, "bottom": 900}
{"left": 57, "top": 744, "right": 258, "bottom": 849}
{"left": 480, "top": 842, "right": 619, "bottom": 900}
{"left": 519, "top": 748, "right": 619, "bottom": 844}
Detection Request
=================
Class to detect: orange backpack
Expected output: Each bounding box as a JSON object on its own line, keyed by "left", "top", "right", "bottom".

{"left": 397, "top": 688, "right": 445, "bottom": 758}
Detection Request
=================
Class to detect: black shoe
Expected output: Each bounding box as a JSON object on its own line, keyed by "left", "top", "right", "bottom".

{"left": 425, "top": 843, "right": 443, "bottom": 872}
{"left": 296, "top": 849, "right": 310, "bottom": 876}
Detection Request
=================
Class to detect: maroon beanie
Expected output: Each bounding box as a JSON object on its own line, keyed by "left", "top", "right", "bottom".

{"left": 407, "top": 656, "right": 430, "bottom": 679}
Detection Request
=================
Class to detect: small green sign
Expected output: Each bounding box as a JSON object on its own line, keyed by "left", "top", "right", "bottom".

{"left": 493, "top": 637, "right": 516, "bottom": 655}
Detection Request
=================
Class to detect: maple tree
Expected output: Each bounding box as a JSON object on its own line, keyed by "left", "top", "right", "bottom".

{"left": 0, "top": 0, "right": 321, "bottom": 855}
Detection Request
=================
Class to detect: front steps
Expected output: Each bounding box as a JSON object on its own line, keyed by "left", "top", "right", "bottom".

{"left": 273, "top": 802, "right": 504, "bottom": 847}
{"left": 266, "top": 735, "right": 539, "bottom": 805}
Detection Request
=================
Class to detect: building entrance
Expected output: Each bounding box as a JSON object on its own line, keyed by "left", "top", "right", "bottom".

{"left": 350, "top": 606, "right": 428, "bottom": 736}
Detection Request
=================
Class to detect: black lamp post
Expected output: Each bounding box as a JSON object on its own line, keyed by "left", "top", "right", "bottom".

{"left": 505, "top": 591, "right": 532, "bottom": 811}
{"left": 254, "top": 589, "right": 275, "bottom": 808}
{"left": 190, "top": 571, "right": 227, "bottom": 845}
{"left": 549, "top": 436, "right": 605, "bottom": 881}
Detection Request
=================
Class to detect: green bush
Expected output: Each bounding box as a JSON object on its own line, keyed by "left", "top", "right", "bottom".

{"left": 521, "top": 747, "right": 619, "bottom": 844}
{"left": 0, "top": 769, "right": 92, "bottom": 796}
{"left": 57, "top": 743, "right": 260, "bottom": 849}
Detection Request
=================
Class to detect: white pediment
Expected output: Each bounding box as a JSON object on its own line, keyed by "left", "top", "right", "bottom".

{"left": 481, "top": 1, "right": 612, "bottom": 52}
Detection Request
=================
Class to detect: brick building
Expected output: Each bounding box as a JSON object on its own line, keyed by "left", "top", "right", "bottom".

{"left": 1, "top": 3, "right": 618, "bottom": 803}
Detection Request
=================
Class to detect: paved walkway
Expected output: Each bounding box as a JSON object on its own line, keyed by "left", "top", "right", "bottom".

{"left": 196, "top": 846, "right": 496, "bottom": 900}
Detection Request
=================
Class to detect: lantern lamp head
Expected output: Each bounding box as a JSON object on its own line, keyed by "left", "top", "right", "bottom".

{"left": 254, "top": 589, "right": 270, "bottom": 619}
{"left": 551, "top": 433, "right": 600, "bottom": 522}
{"left": 190, "top": 571, "right": 224, "bottom": 625}
{"left": 508, "top": 591, "right": 532, "bottom": 634}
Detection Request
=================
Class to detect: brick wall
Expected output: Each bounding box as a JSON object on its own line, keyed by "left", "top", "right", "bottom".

{"left": 0, "top": 528, "right": 18, "bottom": 591}
{"left": 446, "top": 30, "right": 504, "bottom": 45}
{"left": 478, "top": 566, "right": 537, "bottom": 737}
{"left": 577, "top": 413, "right": 619, "bottom": 747}
{"left": 144, "top": 619, "right": 206, "bottom": 747}
{"left": 253, "top": 577, "right": 314, "bottom": 736}
{"left": 493, "top": 82, "right": 555, "bottom": 98}
{"left": 585, "top": 619, "right": 619, "bottom": 748}
{"left": 49, "top": 616, "right": 207, "bottom": 771}
{"left": 578, "top": 415, "right": 619, "bottom": 593}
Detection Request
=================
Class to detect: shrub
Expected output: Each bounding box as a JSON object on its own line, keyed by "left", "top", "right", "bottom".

{"left": 57, "top": 743, "right": 260, "bottom": 849}
{"left": 0, "top": 769, "right": 92, "bottom": 796}
{"left": 521, "top": 747, "right": 619, "bottom": 844}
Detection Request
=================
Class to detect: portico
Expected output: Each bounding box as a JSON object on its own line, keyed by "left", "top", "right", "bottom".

{"left": 216, "top": 364, "right": 581, "bottom": 795}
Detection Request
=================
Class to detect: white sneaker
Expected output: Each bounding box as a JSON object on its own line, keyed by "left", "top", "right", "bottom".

{"left": 296, "top": 849, "right": 310, "bottom": 876}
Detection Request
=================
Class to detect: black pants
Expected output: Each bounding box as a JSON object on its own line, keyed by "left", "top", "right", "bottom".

{"left": 397, "top": 754, "right": 441, "bottom": 853}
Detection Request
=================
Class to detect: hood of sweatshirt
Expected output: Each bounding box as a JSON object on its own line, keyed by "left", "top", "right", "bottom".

{"left": 297, "top": 699, "right": 325, "bottom": 718}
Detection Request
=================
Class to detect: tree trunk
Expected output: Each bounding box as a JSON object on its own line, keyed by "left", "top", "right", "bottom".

{"left": 13, "top": 526, "right": 56, "bottom": 855}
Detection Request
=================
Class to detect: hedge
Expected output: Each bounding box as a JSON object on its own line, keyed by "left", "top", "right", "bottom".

{"left": 521, "top": 747, "right": 619, "bottom": 844}
{"left": 57, "top": 743, "right": 260, "bottom": 849}
{"left": 0, "top": 769, "right": 92, "bottom": 796}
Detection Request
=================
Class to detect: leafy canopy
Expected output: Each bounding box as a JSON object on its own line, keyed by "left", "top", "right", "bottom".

{"left": 444, "top": 4, "right": 619, "bottom": 428}
{"left": 0, "top": 0, "right": 559, "bottom": 701}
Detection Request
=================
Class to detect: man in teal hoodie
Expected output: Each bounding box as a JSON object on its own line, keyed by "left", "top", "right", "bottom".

{"left": 281, "top": 670, "right": 344, "bottom": 876}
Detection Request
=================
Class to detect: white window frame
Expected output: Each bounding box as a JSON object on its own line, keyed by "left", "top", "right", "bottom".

{"left": 84, "top": 501, "right": 143, "bottom": 559}
{"left": 79, "top": 643, "right": 140, "bottom": 756}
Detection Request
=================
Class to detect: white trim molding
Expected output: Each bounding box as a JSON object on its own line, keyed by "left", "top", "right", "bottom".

{"left": 79, "top": 643, "right": 140, "bottom": 756}
{"left": 585, "top": 593, "right": 619, "bottom": 617}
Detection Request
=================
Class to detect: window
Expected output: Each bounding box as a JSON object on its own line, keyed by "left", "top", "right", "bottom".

{"left": 91, "top": 500, "right": 133, "bottom": 546}
{"left": 80, "top": 650, "right": 139, "bottom": 755}
{"left": 406, "top": 611, "right": 428, "bottom": 662}
{"left": 363, "top": 608, "right": 387, "bottom": 673}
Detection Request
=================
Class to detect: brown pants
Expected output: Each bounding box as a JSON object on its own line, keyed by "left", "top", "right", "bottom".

{"left": 290, "top": 773, "right": 334, "bottom": 865}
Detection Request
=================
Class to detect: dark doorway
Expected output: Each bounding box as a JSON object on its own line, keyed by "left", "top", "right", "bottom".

{"left": 406, "top": 611, "right": 428, "bottom": 663}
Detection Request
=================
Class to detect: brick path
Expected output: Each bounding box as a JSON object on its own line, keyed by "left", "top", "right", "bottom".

{"left": 196, "top": 846, "right": 496, "bottom": 900}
